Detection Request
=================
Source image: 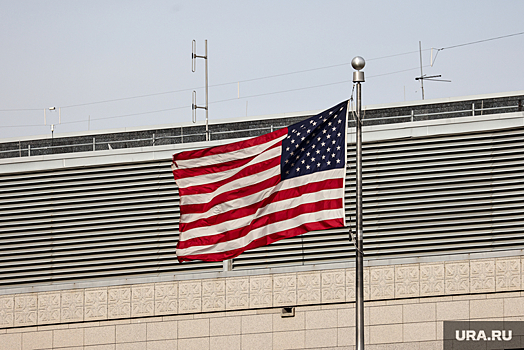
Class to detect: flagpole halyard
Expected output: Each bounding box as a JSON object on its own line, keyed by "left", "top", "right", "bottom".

{"left": 352, "top": 55, "right": 365, "bottom": 350}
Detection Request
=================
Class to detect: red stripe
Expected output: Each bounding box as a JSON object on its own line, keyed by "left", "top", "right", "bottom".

{"left": 180, "top": 175, "right": 281, "bottom": 215}
{"left": 177, "top": 218, "right": 344, "bottom": 262}
{"left": 173, "top": 141, "right": 281, "bottom": 183}
{"left": 177, "top": 198, "right": 343, "bottom": 249}
{"left": 178, "top": 155, "right": 281, "bottom": 197}
{"left": 173, "top": 128, "right": 287, "bottom": 162}
{"left": 179, "top": 178, "right": 344, "bottom": 232}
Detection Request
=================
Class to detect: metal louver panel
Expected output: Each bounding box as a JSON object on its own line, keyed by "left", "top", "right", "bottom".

{"left": 0, "top": 122, "right": 523, "bottom": 287}
{"left": 0, "top": 161, "right": 222, "bottom": 287}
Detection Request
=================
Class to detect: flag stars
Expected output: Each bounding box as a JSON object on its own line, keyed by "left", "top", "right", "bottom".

{"left": 281, "top": 103, "right": 346, "bottom": 179}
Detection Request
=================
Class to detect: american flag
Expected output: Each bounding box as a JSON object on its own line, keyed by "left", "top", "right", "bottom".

{"left": 172, "top": 101, "right": 348, "bottom": 262}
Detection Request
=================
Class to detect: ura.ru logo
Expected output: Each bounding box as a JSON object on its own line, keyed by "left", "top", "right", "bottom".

{"left": 455, "top": 329, "right": 512, "bottom": 342}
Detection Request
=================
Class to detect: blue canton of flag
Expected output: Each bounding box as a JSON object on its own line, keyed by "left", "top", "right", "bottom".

{"left": 281, "top": 101, "right": 348, "bottom": 180}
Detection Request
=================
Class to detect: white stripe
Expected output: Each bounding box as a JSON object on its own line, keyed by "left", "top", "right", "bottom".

{"left": 180, "top": 186, "right": 344, "bottom": 240}
{"left": 180, "top": 165, "right": 280, "bottom": 206}
{"left": 175, "top": 146, "right": 281, "bottom": 189}
{"left": 174, "top": 134, "right": 286, "bottom": 169}
{"left": 176, "top": 208, "right": 344, "bottom": 256}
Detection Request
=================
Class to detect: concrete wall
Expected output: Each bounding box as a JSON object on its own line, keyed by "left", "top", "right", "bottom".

{"left": 0, "top": 255, "right": 523, "bottom": 349}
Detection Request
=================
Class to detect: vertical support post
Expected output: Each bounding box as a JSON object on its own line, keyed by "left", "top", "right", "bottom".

{"left": 419, "top": 41, "right": 425, "bottom": 100}
{"left": 153, "top": 133, "right": 156, "bottom": 146}
{"left": 205, "top": 40, "right": 209, "bottom": 141}
{"left": 223, "top": 259, "right": 232, "bottom": 272}
{"left": 28, "top": 144, "right": 31, "bottom": 157}
{"left": 352, "top": 56, "right": 365, "bottom": 350}
{"left": 472, "top": 103, "right": 475, "bottom": 116}
{"left": 93, "top": 137, "right": 96, "bottom": 151}
{"left": 192, "top": 39, "right": 209, "bottom": 141}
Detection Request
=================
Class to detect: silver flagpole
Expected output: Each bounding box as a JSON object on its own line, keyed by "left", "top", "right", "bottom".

{"left": 352, "top": 56, "right": 365, "bottom": 350}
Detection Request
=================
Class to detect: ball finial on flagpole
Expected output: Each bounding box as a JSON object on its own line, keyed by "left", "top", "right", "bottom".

{"left": 352, "top": 56, "right": 365, "bottom": 83}
{"left": 351, "top": 56, "right": 365, "bottom": 70}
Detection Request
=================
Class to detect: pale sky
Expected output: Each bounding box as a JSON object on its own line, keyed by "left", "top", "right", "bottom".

{"left": 1, "top": 0, "right": 523, "bottom": 140}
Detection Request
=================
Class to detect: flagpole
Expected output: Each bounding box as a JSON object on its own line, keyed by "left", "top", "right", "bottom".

{"left": 352, "top": 56, "right": 365, "bottom": 350}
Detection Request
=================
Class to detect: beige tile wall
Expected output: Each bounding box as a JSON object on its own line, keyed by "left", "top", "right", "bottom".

{"left": 0, "top": 256, "right": 522, "bottom": 349}
{"left": 0, "top": 292, "right": 523, "bottom": 349}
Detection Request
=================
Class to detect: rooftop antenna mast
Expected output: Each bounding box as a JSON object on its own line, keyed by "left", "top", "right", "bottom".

{"left": 415, "top": 41, "right": 450, "bottom": 100}
{"left": 192, "top": 39, "right": 209, "bottom": 141}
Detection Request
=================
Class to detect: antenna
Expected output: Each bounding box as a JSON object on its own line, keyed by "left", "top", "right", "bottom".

{"left": 415, "top": 41, "right": 450, "bottom": 100}
{"left": 191, "top": 39, "right": 209, "bottom": 141}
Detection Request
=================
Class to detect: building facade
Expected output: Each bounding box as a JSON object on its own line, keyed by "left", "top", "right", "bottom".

{"left": 0, "top": 91, "right": 523, "bottom": 349}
